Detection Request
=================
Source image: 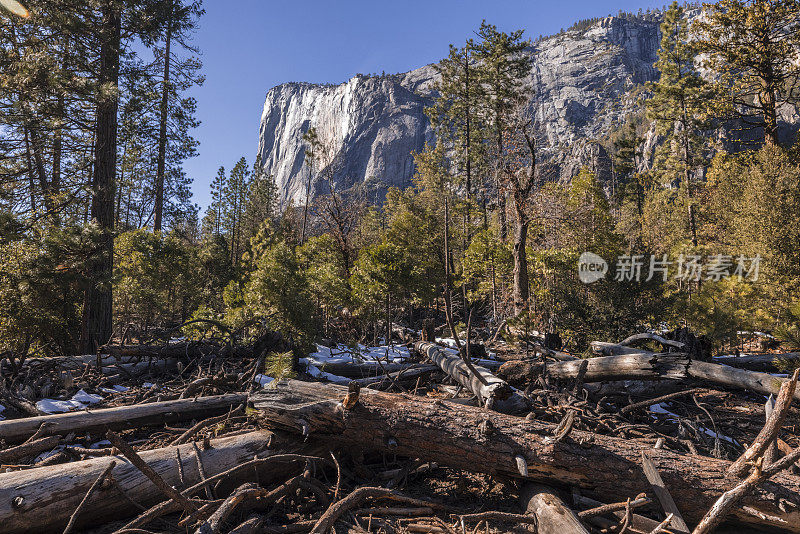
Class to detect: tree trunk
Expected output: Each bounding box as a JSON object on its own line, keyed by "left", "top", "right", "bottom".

{"left": 512, "top": 215, "right": 529, "bottom": 314}
{"left": 250, "top": 380, "right": 800, "bottom": 531}
{"left": 153, "top": 1, "right": 173, "bottom": 233}
{"left": 0, "top": 431, "right": 284, "bottom": 534}
{"left": 762, "top": 81, "right": 779, "bottom": 147}
{"left": 497, "top": 352, "right": 800, "bottom": 401}
{"left": 681, "top": 103, "right": 698, "bottom": 249}
{"left": 416, "top": 341, "right": 528, "bottom": 413}
{"left": 83, "top": 1, "right": 121, "bottom": 353}
{"left": 0, "top": 393, "right": 246, "bottom": 444}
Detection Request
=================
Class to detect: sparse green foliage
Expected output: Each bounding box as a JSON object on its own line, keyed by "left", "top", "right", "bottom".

{"left": 695, "top": 0, "right": 800, "bottom": 146}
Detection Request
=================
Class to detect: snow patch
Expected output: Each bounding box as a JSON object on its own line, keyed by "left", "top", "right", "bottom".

{"left": 254, "top": 374, "right": 275, "bottom": 387}
{"left": 36, "top": 389, "right": 104, "bottom": 414}
{"left": 300, "top": 358, "right": 351, "bottom": 385}
{"left": 306, "top": 343, "right": 412, "bottom": 366}
{"left": 99, "top": 384, "right": 129, "bottom": 394}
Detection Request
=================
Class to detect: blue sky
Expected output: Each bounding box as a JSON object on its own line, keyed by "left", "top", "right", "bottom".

{"left": 184, "top": 0, "right": 667, "bottom": 211}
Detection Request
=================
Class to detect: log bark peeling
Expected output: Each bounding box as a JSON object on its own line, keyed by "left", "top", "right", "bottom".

{"left": 415, "top": 342, "right": 529, "bottom": 413}
{"left": 498, "top": 353, "right": 800, "bottom": 401}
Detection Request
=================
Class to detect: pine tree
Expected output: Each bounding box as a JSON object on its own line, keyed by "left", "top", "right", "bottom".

{"left": 695, "top": 0, "right": 800, "bottom": 146}
{"left": 473, "top": 22, "right": 533, "bottom": 313}
{"left": 426, "top": 41, "right": 486, "bottom": 206}
{"left": 207, "top": 166, "right": 226, "bottom": 237}
{"left": 223, "top": 157, "right": 250, "bottom": 267}
{"left": 152, "top": 0, "right": 204, "bottom": 232}
{"left": 647, "top": 2, "right": 712, "bottom": 248}
{"left": 241, "top": 158, "right": 278, "bottom": 245}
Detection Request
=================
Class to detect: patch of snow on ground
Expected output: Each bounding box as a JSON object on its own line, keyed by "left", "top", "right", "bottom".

{"left": 37, "top": 389, "right": 104, "bottom": 414}
{"left": 306, "top": 343, "right": 412, "bottom": 367}
{"left": 72, "top": 389, "right": 103, "bottom": 404}
{"left": 254, "top": 374, "right": 274, "bottom": 387}
{"left": 36, "top": 398, "right": 87, "bottom": 414}
{"left": 650, "top": 402, "right": 738, "bottom": 445}
{"left": 99, "top": 384, "right": 130, "bottom": 394}
{"left": 300, "top": 358, "right": 351, "bottom": 385}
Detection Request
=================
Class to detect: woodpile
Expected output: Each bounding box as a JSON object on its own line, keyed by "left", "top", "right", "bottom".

{"left": 0, "top": 332, "right": 798, "bottom": 534}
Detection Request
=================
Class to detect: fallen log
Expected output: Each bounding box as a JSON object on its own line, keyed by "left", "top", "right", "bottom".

{"left": 591, "top": 341, "right": 651, "bottom": 356}
{"left": 520, "top": 483, "right": 589, "bottom": 534}
{"left": 0, "top": 430, "right": 278, "bottom": 534}
{"left": 619, "top": 333, "right": 685, "bottom": 351}
{"left": 415, "top": 342, "right": 529, "bottom": 414}
{"left": 250, "top": 379, "right": 800, "bottom": 531}
{"left": 0, "top": 393, "right": 247, "bottom": 444}
{"left": 713, "top": 353, "right": 800, "bottom": 372}
{"left": 685, "top": 360, "right": 799, "bottom": 402}
{"left": 499, "top": 353, "right": 689, "bottom": 385}
{"left": 309, "top": 361, "right": 408, "bottom": 379}
{"left": 498, "top": 354, "right": 800, "bottom": 401}
{"left": 350, "top": 364, "right": 440, "bottom": 390}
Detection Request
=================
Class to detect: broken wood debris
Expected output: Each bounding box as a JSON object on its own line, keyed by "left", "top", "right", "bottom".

{"left": 0, "top": 329, "right": 797, "bottom": 534}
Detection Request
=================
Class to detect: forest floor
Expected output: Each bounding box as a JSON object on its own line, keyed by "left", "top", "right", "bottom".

{"left": 0, "top": 330, "right": 798, "bottom": 534}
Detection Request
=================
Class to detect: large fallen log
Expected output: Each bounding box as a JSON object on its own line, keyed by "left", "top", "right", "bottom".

{"left": 0, "top": 430, "right": 280, "bottom": 534}
{"left": 685, "top": 360, "right": 797, "bottom": 401}
{"left": 498, "top": 353, "right": 800, "bottom": 401}
{"left": 499, "top": 353, "right": 689, "bottom": 384}
{"left": 415, "top": 342, "right": 529, "bottom": 414}
{"left": 0, "top": 393, "right": 247, "bottom": 444}
{"left": 250, "top": 379, "right": 800, "bottom": 531}
{"left": 713, "top": 353, "right": 800, "bottom": 372}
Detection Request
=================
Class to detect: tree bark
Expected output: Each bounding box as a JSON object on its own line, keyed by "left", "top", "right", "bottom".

{"left": 512, "top": 216, "right": 529, "bottom": 314}
{"left": 0, "top": 431, "right": 282, "bottom": 534}
{"left": 520, "top": 483, "right": 590, "bottom": 534}
{"left": 250, "top": 379, "right": 800, "bottom": 531}
{"left": 83, "top": 1, "right": 121, "bottom": 353}
{"left": 497, "top": 352, "right": 800, "bottom": 402}
{"left": 416, "top": 341, "right": 528, "bottom": 413}
{"left": 153, "top": 0, "right": 173, "bottom": 232}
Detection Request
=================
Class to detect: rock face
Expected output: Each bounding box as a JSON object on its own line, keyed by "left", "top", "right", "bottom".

{"left": 258, "top": 76, "right": 434, "bottom": 209}
{"left": 257, "top": 14, "right": 664, "bottom": 207}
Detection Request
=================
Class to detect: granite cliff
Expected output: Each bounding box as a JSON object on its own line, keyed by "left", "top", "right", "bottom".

{"left": 257, "top": 14, "right": 665, "bottom": 208}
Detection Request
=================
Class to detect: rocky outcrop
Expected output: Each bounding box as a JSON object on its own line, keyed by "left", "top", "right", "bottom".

{"left": 257, "top": 76, "right": 434, "bottom": 209}
{"left": 257, "top": 14, "right": 666, "bottom": 206}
